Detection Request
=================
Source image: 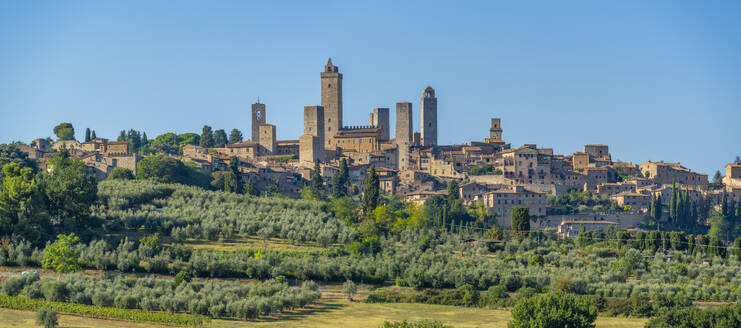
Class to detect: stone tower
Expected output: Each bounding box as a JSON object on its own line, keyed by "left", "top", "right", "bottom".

{"left": 369, "top": 107, "right": 390, "bottom": 141}
{"left": 303, "top": 106, "right": 325, "bottom": 148}
{"left": 259, "top": 124, "right": 276, "bottom": 154}
{"left": 395, "top": 102, "right": 413, "bottom": 170}
{"left": 321, "top": 58, "right": 343, "bottom": 149}
{"left": 251, "top": 102, "right": 266, "bottom": 142}
{"left": 420, "top": 86, "right": 437, "bottom": 146}
{"left": 490, "top": 118, "right": 502, "bottom": 140}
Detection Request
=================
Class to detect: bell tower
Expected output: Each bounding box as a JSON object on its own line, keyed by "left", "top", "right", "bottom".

{"left": 321, "top": 58, "right": 343, "bottom": 149}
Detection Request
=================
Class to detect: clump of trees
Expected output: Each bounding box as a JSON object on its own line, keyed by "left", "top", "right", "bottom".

{"left": 1, "top": 273, "right": 320, "bottom": 320}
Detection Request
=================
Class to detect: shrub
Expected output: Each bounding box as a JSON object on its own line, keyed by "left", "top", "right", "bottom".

{"left": 509, "top": 293, "right": 597, "bottom": 328}
{"left": 343, "top": 280, "right": 357, "bottom": 301}
{"left": 382, "top": 320, "right": 452, "bottom": 328}
{"left": 35, "top": 307, "right": 57, "bottom": 328}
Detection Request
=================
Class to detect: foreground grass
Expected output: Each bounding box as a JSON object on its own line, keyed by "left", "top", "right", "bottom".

{"left": 0, "top": 296, "right": 648, "bottom": 328}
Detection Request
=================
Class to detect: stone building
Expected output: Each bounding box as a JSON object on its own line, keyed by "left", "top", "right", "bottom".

{"left": 471, "top": 186, "right": 546, "bottom": 228}
{"left": 639, "top": 161, "right": 708, "bottom": 187}
{"left": 611, "top": 191, "right": 650, "bottom": 211}
{"left": 369, "top": 107, "right": 390, "bottom": 141}
{"left": 395, "top": 102, "right": 413, "bottom": 170}
{"left": 723, "top": 163, "right": 741, "bottom": 192}
{"left": 252, "top": 102, "right": 266, "bottom": 142}
{"left": 584, "top": 144, "right": 610, "bottom": 161}
{"left": 321, "top": 58, "right": 343, "bottom": 149}
{"left": 333, "top": 126, "right": 382, "bottom": 153}
{"left": 420, "top": 86, "right": 437, "bottom": 146}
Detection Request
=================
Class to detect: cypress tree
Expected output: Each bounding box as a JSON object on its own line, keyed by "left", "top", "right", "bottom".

{"left": 84, "top": 128, "right": 91, "bottom": 142}
{"left": 90, "top": 130, "right": 96, "bottom": 139}
{"left": 511, "top": 206, "right": 530, "bottom": 241}
{"left": 118, "top": 130, "right": 126, "bottom": 142}
{"left": 310, "top": 158, "right": 324, "bottom": 200}
{"left": 670, "top": 183, "right": 677, "bottom": 221}
{"left": 229, "top": 156, "right": 243, "bottom": 193}
{"left": 332, "top": 158, "right": 349, "bottom": 198}
{"left": 362, "top": 166, "right": 379, "bottom": 214}
{"left": 142, "top": 132, "right": 148, "bottom": 144}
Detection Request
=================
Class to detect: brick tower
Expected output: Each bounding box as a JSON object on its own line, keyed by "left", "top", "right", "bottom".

{"left": 321, "top": 58, "right": 343, "bottom": 149}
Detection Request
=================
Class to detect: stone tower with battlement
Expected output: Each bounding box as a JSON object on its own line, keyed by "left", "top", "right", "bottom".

{"left": 251, "top": 102, "right": 266, "bottom": 142}
{"left": 395, "top": 102, "right": 413, "bottom": 170}
{"left": 421, "top": 86, "right": 437, "bottom": 146}
{"left": 321, "top": 58, "right": 343, "bottom": 149}
{"left": 490, "top": 118, "right": 502, "bottom": 140}
{"left": 369, "top": 107, "right": 390, "bottom": 141}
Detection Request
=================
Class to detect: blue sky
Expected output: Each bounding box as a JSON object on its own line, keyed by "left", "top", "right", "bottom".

{"left": 1, "top": 1, "right": 739, "bottom": 175}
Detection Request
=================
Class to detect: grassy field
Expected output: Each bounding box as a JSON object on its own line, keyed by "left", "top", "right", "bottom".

{"left": 179, "top": 236, "right": 330, "bottom": 252}
{"left": 0, "top": 295, "right": 648, "bottom": 328}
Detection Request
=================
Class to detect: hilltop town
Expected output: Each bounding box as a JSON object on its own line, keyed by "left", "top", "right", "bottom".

{"left": 14, "top": 58, "right": 739, "bottom": 233}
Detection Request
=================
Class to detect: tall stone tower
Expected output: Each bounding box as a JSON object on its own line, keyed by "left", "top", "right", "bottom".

{"left": 420, "top": 86, "right": 437, "bottom": 146}
{"left": 395, "top": 102, "right": 413, "bottom": 170}
{"left": 251, "top": 102, "right": 266, "bottom": 142}
{"left": 321, "top": 58, "right": 343, "bottom": 149}
{"left": 369, "top": 107, "right": 390, "bottom": 141}
{"left": 490, "top": 118, "right": 502, "bottom": 140}
{"left": 303, "top": 106, "right": 325, "bottom": 148}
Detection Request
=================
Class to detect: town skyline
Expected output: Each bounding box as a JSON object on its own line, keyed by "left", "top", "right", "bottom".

{"left": 2, "top": 1, "right": 740, "bottom": 175}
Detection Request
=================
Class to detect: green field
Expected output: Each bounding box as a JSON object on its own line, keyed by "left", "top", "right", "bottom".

{"left": 0, "top": 296, "right": 648, "bottom": 328}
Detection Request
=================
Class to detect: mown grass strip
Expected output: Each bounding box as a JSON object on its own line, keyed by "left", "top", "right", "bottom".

{"left": 0, "top": 294, "right": 209, "bottom": 327}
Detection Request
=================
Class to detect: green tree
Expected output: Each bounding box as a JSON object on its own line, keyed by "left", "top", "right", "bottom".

{"left": 342, "top": 280, "right": 357, "bottom": 301}
{"left": 0, "top": 163, "right": 49, "bottom": 242}
{"left": 331, "top": 158, "right": 349, "bottom": 198}
{"left": 35, "top": 307, "right": 58, "bottom": 328}
{"left": 44, "top": 150, "right": 98, "bottom": 224}
{"left": 90, "top": 130, "right": 96, "bottom": 139}
{"left": 228, "top": 156, "right": 243, "bottom": 193}
{"left": 136, "top": 154, "right": 211, "bottom": 187}
{"left": 213, "top": 129, "right": 228, "bottom": 148}
{"left": 53, "top": 123, "right": 75, "bottom": 141}
{"left": 712, "top": 170, "right": 723, "bottom": 186}
{"left": 228, "top": 129, "right": 243, "bottom": 144}
{"left": 508, "top": 293, "right": 597, "bottom": 328}
{"left": 362, "top": 166, "right": 380, "bottom": 214}
{"left": 0, "top": 144, "right": 36, "bottom": 179}
{"left": 117, "top": 130, "right": 126, "bottom": 141}
{"left": 84, "top": 128, "right": 91, "bottom": 142}
{"left": 310, "top": 159, "right": 325, "bottom": 200}
{"left": 511, "top": 206, "right": 530, "bottom": 241}
{"left": 42, "top": 233, "right": 81, "bottom": 273}
{"left": 107, "top": 167, "right": 134, "bottom": 180}
{"left": 141, "top": 131, "right": 148, "bottom": 144}
{"left": 200, "top": 125, "right": 214, "bottom": 148}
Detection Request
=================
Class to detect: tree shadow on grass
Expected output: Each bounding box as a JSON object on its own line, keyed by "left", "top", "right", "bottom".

{"left": 218, "top": 300, "right": 346, "bottom": 323}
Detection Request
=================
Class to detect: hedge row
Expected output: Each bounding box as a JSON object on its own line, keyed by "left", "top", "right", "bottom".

{"left": 0, "top": 294, "right": 208, "bottom": 327}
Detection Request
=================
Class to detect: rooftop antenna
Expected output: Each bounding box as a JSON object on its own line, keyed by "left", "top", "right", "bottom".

{"left": 257, "top": 96, "right": 261, "bottom": 104}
